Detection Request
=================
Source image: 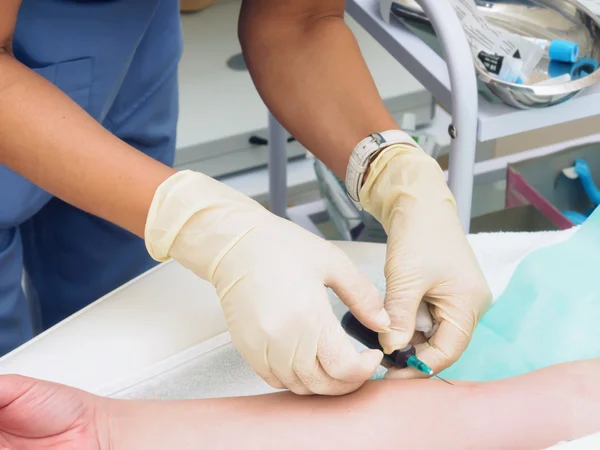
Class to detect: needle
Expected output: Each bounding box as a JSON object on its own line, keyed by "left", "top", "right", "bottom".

{"left": 407, "top": 356, "right": 454, "bottom": 386}
{"left": 340, "top": 311, "right": 456, "bottom": 385}
{"left": 434, "top": 375, "right": 454, "bottom": 385}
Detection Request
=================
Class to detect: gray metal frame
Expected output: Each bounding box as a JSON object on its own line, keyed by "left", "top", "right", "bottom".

{"left": 268, "top": 0, "right": 600, "bottom": 232}
{"left": 268, "top": 0, "right": 477, "bottom": 230}
{"left": 417, "top": 0, "right": 477, "bottom": 232}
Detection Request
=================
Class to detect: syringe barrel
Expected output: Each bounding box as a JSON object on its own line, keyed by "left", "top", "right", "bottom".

{"left": 341, "top": 311, "right": 414, "bottom": 369}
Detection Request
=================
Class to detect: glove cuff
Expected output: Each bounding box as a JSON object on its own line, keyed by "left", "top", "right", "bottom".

{"left": 144, "top": 171, "right": 263, "bottom": 277}
{"left": 359, "top": 144, "right": 456, "bottom": 228}
{"left": 145, "top": 170, "right": 200, "bottom": 261}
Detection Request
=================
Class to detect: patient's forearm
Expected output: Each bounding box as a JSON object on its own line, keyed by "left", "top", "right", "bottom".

{"left": 110, "top": 359, "right": 600, "bottom": 450}
{"left": 110, "top": 379, "right": 465, "bottom": 450}
{"left": 458, "top": 359, "right": 600, "bottom": 448}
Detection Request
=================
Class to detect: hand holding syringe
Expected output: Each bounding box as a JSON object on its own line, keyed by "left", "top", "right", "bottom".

{"left": 341, "top": 311, "right": 454, "bottom": 385}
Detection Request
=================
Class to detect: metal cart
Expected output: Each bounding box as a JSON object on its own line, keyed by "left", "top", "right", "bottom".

{"left": 267, "top": 0, "right": 600, "bottom": 233}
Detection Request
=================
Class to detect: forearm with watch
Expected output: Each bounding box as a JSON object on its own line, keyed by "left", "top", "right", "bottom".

{"left": 239, "top": 0, "right": 492, "bottom": 377}
{"left": 345, "top": 131, "right": 494, "bottom": 378}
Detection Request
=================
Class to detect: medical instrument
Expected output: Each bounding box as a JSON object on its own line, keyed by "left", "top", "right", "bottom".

{"left": 387, "top": 0, "right": 600, "bottom": 109}
{"left": 522, "top": 37, "right": 579, "bottom": 64}
{"left": 561, "top": 210, "right": 587, "bottom": 225}
{"left": 341, "top": 311, "right": 453, "bottom": 385}
{"left": 560, "top": 159, "right": 600, "bottom": 225}
{"left": 477, "top": 51, "right": 523, "bottom": 84}
{"left": 534, "top": 73, "right": 571, "bottom": 87}
{"left": 562, "top": 159, "right": 600, "bottom": 205}
{"left": 547, "top": 58, "right": 599, "bottom": 83}
{"left": 548, "top": 60, "right": 572, "bottom": 79}
{"left": 570, "top": 58, "right": 599, "bottom": 80}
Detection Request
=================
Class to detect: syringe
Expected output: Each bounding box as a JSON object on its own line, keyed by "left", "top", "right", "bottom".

{"left": 341, "top": 311, "right": 453, "bottom": 385}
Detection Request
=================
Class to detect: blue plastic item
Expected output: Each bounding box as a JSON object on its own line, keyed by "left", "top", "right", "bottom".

{"left": 570, "top": 58, "right": 599, "bottom": 79}
{"left": 439, "top": 206, "right": 600, "bottom": 382}
{"left": 548, "top": 39, "right": 579, "bottom": 64}
{"left": 562, "top": 210, "right": 588, "bottom": 225}
{"left": 548, "top": 60, "right": 572, "bottom": 79}
{"left": 571, "top": 159, "right": 600, "bottom": 205}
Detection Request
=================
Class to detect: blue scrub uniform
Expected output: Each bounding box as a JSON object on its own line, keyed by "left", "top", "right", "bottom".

{"left": 0, "top": 0, "right": 183, "bottom": 355}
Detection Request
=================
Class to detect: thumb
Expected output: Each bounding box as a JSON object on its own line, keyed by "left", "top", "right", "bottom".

{"left": 379, "top": 288, "right": 426, "bottom": 354}
{"left": 385, "top": 320, "right": 468, "bottom": 380}
{"left": 325, "top": 249, "right": 390, "bottom": 333}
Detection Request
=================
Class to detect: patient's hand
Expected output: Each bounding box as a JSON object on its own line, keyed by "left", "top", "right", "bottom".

{"left": 0, "top": 375, "right": 109, "bottom": 450}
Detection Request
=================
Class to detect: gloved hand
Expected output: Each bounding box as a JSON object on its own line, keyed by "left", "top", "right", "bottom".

{"left": 359, "top": 140, "right": 492, "bottom": 378}
{"left": 145, "top": 171, "right": 390, "bottom": 395}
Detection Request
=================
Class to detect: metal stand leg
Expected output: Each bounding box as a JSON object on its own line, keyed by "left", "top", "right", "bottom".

{"left": 417, "top": 0, "right": 479, "bottom": 233}
{"left": 268, "top": 112, "right": 288, "bottom": 218}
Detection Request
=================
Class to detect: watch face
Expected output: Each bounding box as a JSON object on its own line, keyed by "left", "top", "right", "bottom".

{"left": 371, "top": 132, "right": 386, "bottom": 145}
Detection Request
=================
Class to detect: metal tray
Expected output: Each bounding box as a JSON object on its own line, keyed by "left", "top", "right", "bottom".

{"left": 389, "top": 0, "right": 600, "bottom": 108}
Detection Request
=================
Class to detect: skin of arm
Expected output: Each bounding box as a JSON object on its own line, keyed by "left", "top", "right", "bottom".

{"left": 238, "top": 0, "right": 399, "bottom": 180}
{"left": 0, "top": 0, "right": 176, "bottom": 237}
{"left": 109, "top": 359, "right": 600, "bottom": 450}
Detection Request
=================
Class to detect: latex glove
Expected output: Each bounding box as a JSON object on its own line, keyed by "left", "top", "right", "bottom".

{"left": 359, "top": 140, "right": 492, "bottom": 378}
{"left": 145, "top": 171, "right": 390, "bottom": 395}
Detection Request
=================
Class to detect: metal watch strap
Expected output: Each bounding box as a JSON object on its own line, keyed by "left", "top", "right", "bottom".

{"left": 345, "top": 130, "right": 417, "bottom": 204}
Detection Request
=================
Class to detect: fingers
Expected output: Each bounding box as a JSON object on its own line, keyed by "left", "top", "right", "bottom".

{"left": 230, "top": 334, "right": 287, "bottom": 392}
{"left": 265, "top": 313, "right": 381, "bottom": 395}
{"left": 256, "top": 371, "right": 287, "bottom": 391}
{"left": 262, "top": 313, "right": 320, "bottom": 395}
{"left": 423, "top": 319, "right": 470, "bottom": 374}
{"left": 384, "top": 320, "right": 469, "bottom": 380}
{"left": 294, "top": 358, "right": 366, "bottom": 396}
{"left": 379, "top": 288, "right": 426, "bottom": 354}
{"left": 251, "top": 339, "right": 302, "bottom": 394}
{"left": 270, "top": 368, "right": 312, "bottom": 395}
{"left": 315, "top": 313, "right": 382, "bottom": 384}
{"left": 326, "top": 249, "right": 390, "bottom": 333}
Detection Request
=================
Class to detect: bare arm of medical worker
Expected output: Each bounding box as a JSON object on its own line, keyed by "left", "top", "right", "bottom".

{"left": 0, "top": 1, "right": 389, "bottom": 396}
{"left": 240, "top": 0, "right": 493, "bottom": 377}
{"left": 0, "top": 57, "right": 174, "bottom": 236}
{"left": 238, "top": 0, "right": 397, "bottom": 178}
{"left": 1, "top": 360, "right": 599, "bottom": 449}
{"left": 0, "top": 1, "right": 175, "bottom": 237}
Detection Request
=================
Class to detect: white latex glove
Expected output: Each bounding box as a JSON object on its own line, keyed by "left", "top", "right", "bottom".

{"left": 359, "top": 140, "right": 493, "bottom": 378}
{"left": 145, "top": 171, "right": 390, "bottom": 395}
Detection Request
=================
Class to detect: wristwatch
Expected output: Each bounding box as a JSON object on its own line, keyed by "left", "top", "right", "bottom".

{"left": 345, "top": 130, "right": 417, "bottom": 204}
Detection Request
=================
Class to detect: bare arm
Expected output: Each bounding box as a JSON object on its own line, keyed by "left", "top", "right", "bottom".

{"left": 0, "top": 0, "right": 20, "bottom": 55}
{"left": 110, "top": 359, "right": 600, "bottom": 449}
{"left": 239, "top": 0, "right": 398, "bottom": 179}
{"left": 0, "top": 2, "right": 175, "bottom": 237}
